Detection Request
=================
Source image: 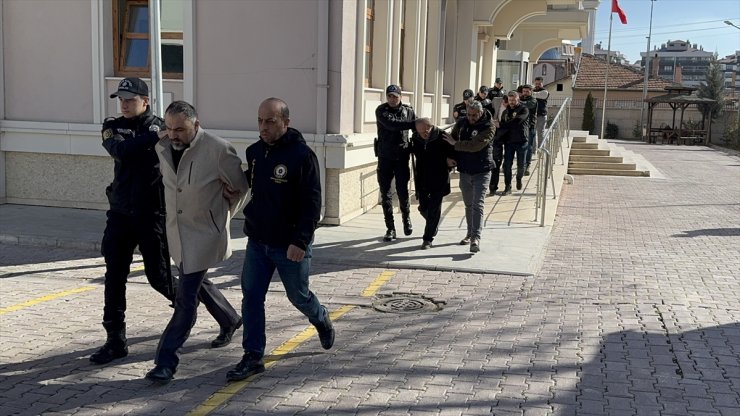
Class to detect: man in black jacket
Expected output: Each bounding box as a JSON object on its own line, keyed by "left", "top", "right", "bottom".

{"left": 452, "top": 89, "right": 475, "bottom": 121}
{"left": 499, "top": 91, "right": 530, "bottom": 195}
{"left": 227, "top": 98, "right": 334, "bottom": 382}
{"left": 410, "top": 118, "right": 455, "bottom": 250}
{"left": 443, "top": 101, "right": 494, "bottom": 253}
{"left": 519, "top": 84, "right": 538, "bottom": 176}
{"left": 91, "top": 77, "right": 175, "bottom": 365}
{"left": 375, "top": 85, "right": 416, "bottom": 241}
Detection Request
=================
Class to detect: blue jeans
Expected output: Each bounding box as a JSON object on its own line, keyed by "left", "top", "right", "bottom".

{"left": 458, "top": 171, "right": 491, "bottom": 241}
{"left": 504, "top": 141, "right": 528, "bottom": 186}
{"left": 240, "top": 240, "right": 325, "bottom": 357}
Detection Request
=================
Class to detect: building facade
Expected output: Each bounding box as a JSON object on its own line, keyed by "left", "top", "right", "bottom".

{"left": 640, "top": 39, "right": 714, "bottom": 88}
{"left": 718, "top": 51, "right": 739, "bottom": 97}
{"left": 0, "top": 0, "right": 593, "bottom": 224}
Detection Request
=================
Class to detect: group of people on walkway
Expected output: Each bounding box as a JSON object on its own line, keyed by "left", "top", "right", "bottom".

{"left": 92, "top": 74, "right": 550, "bottom": 384}
{"left": 92, "top": 78, "right": 334, "bottom": 385}
{"left": 374, "top": 78, "right": 549, "bottom": 253}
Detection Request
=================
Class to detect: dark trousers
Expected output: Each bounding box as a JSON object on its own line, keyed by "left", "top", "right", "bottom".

{"left": 377, "top": 156, "right": 411, "bottom": 230}
{"left": 489, "top": 140, "right": 504, "bottom": 193}
{"left": 101, "top": 211, "right": 173, "bottom": 332}
{"left": 503, "top": 141, "right": 528, "bottom": 187}
{"left": 525, "top": 127, "right": 536, "bottom": 167}
{"left": 418, "top": 192, "right": 444, "bottom": 242}
{"left": 155, "top": 267, "right": 240, "bottom": 369}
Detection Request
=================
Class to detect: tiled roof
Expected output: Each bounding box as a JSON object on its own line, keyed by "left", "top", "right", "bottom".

{"left": 573, "top": 54, "right": 675, "bottom": 91}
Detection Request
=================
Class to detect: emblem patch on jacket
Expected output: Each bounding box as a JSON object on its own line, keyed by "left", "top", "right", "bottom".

{"left": 472, "top": 130, "right": 478, "bottom": 137}
{"left": 272, "top": 164, "right": 288, "bottom": 183}
{"left": 102, "top": 129, "right": 113, "bottom": 140}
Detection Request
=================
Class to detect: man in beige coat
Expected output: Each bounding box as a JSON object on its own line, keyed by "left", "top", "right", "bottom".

{"left": 145, "top": 101, "right": 249, "bottom": 384}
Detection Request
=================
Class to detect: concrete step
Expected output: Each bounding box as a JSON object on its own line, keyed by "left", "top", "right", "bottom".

{"left": 571, "top": 142, "right": 599, "bottom": 150}
{"left": 570, "top": 149, "right": 611, "bottom": 156}
{"left": 568, "top": 162, "right": 637, "bottom": 170}
{"left": 569, "top": 155, "right": 624, "bottom": 163}
{"left": 568, "top": 168, "right": 650, "bottom": 177}
{"left": 572, "top": 136, "right": 588, "bottom": 143}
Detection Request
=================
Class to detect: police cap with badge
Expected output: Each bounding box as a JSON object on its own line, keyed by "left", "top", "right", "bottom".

{"left": 110, "top": 77, "right": 149, "bottom": 99}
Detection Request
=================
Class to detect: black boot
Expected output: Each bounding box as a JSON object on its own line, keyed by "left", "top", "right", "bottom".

{"left": 314, "top": 306, "right": 335, "bottom": 350}
{"left": 383, "top": 229, "right": 397, "bottom": 242}
{"left": 402, "top": 216, "right": 413, "bottom": 236}
{"left": 90, "top": 324, "right": 128, "bottom": 364}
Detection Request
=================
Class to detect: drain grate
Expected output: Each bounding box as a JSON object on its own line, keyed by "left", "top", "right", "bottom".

{"left": 372, "top": 292, "right": 445, "bottom": 314}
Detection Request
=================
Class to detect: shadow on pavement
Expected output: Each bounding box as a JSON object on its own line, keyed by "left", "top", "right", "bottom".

{"left": 672, "top": 228, "right": 740, "bottom": 238}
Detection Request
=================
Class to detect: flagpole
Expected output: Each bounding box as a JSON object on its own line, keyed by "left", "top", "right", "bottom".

{"left": 600, "top": 11, "right": 613, "bottom": 140}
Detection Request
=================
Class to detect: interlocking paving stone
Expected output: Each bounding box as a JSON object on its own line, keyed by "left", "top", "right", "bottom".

{"left": 1, "top": 144, "right": 739, "bottom": 415}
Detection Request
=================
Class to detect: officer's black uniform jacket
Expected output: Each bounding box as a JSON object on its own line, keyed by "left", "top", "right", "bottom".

{"left": 519, "top": 95, "right": 538, "bottom": 130}
{"left": 243, "top": 127, "right": 321, "bottom": 251}
{"left": 410, "top": 127, "right": 455, "bottom": 196}
{"left": 499, "top": 103, "right": 530, "bottom": 144}
{"left": 488, "top": 87, "right": 506, "bottom": 99}
{"left": 452, "top": 102, "right": 468, "bottom": 121}
{"left": 450, "top": 110, "right": 495, "bottom": 175}
{"left": 375, "top": 102, "right": 416, "bottom": 160}
{"left": 474, "top": 96, "right": 496, "bottom": 118}
{"left": 101, "top": 107, "right": 165, "bottom": 216}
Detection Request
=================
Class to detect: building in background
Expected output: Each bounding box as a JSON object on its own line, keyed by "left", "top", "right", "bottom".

{"left": 0, "top": 0, "right": 594, "bottom": 224}
{"left": 640, "top": 39, "right": 714, "bottom": 88}
{"left": 592, "top": 42, "right": 628, "bottom": 65}
{"left": 532, "top": 43, "right": 576, "bottom": 86}
{"left": 718, "top": 51, "right": 739, "bottom": 97}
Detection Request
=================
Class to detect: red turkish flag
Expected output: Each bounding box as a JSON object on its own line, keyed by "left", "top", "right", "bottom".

{"left": 612, "top": 0, "right": 627, "bottom": 24}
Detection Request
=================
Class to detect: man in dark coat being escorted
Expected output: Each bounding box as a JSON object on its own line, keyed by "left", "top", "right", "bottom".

{"left": 409, "top": 118, "right": 455, "bottom": 250}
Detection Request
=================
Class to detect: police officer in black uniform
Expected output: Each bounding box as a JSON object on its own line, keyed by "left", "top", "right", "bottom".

{"left": 91, "top": 78, "right": 175, "bottom": 364}
{"left": 488, "top": 78, "right": 506, "bottom": 100}
{"left": 518, "top": 84, "right": 538, "bottom": 176}
{"left": 375, "top": 85, "right": 416, "bottom": 241}
{"left": 452, "top": 89, "right": 475, "bottom": 121}
{"left": 475, "top": 86, "right": 496, "bottom": 120}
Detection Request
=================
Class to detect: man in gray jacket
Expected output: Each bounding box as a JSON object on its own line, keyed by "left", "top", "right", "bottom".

{"left": 144, "top": 101, "right": 249, "bottom": 384}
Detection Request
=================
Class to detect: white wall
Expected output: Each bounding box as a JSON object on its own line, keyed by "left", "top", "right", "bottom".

{"left": 194, "top": 0, "right": 320, "bottom": 133}
{"left": 3, "top": 0, "right": 93, "bottom": 123}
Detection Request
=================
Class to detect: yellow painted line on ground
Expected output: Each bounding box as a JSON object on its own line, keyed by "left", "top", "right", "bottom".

{"left": 189, "top": 270, "right": 397, "bottom": 416}
{"left": 0, "top": 286, "right": 96, "bottom": 315}
{"left": 361, "top": 270, "right": 396, "bottom": 297}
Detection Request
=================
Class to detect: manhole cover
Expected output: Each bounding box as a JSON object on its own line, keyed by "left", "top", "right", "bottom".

{"left": 372, "top": 292, "right": 445, "bottom": 314}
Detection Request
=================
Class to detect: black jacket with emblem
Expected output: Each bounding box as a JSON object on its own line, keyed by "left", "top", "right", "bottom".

{"left": 410, "top": 127, "right": 455, "bottom": 197}
{"left": 101, "top": 106, "right": 165, "bottom": 216}
{"left": 499, "top": 103, "right": 530, "bottom": 144}
{"left": 450, "top": 109, "right": 495, "bottom": 175}
{"left": 452, "top": 102, "right": 468, "bottom": 121}
{"left": 375, "top": 102, "right": 416, "bottom": 160}
{"left": 243, "top": 127, "right": 321, "bottom": 250}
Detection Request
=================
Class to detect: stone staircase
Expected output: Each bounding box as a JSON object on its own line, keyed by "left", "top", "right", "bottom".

{"left": 568, "top": 135, "right": 650, "bottom": 177}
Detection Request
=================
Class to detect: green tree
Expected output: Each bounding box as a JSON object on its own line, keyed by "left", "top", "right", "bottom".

{"left": 697, "top": 56, "right": 725, "bottom": 121}
{"left": 582, "top": 91, "right": 596, "bottom": 133}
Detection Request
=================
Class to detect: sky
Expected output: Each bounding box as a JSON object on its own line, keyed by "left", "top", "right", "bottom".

{"left": 593, "top": 0, "right": 740, "bottom": 64}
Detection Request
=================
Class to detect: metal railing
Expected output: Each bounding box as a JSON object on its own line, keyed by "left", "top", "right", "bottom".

{"left": 533, "top": 97, "right": 571, "bottom": 227}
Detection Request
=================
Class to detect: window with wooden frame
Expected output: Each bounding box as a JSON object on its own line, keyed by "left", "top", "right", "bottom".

{"left": 364, "top": 0, "right": 375, "bottom": 88}
{"left": 113, "top": 0, "right": 183, "bottom": 79}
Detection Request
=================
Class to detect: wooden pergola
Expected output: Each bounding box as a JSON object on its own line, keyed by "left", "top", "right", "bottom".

{"left": 645, "top": 86, "right": 717, "bottom": 145}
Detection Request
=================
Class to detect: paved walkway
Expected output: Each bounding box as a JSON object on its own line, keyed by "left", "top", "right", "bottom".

{"left": 0, "top": 137, "right": 570, "bottom": 276}
{"left": 1, "top": 141, "right": 739, "bottom": 415}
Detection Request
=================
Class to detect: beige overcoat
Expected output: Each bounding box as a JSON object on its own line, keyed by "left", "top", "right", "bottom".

{"left": 156, "top": 128, "right": 249, "bottom": 274}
